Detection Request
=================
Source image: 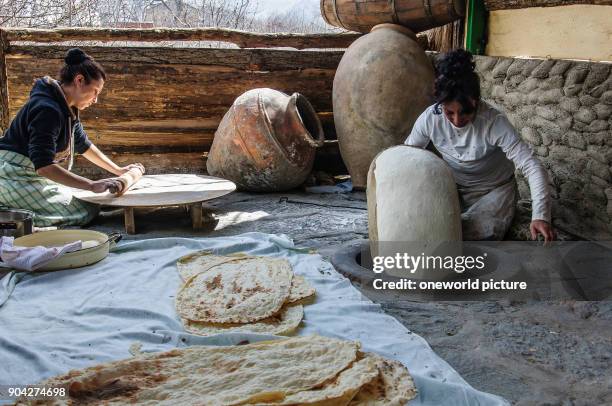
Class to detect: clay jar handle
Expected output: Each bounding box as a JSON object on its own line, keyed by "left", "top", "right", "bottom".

{"left": 289, "top": 93, "right": 325, "bottom": 148}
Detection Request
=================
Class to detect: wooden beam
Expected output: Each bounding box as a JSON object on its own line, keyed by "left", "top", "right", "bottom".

{"left": 72, "top": 143, "right": 348, "bottom": 180}
{"left": 73, "top": 152, "right": 206, "bottom": 179}
{"left": 124, "top": 208, "right": 136, "bottom": 234}
{"left": 190, "top": 202, "right": 203, "bottom": 230}
{"left": 485, "top": 0, "right": 612, "bottom": 10}
{"left": 3, "top": 27, "right": 362, "bottom": 50}
{"left": 0, "top": 30, "right": 9, "bottom": 132}
{"left": 7, "top": 46, "right": 345, "bottom": 71}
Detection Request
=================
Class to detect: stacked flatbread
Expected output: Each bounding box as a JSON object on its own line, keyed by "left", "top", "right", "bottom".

{"left": 175, "top": 252, "right": 316, "bottom": 336}
{"left": 20, "top": 335, "right": 417, "bottom": 406}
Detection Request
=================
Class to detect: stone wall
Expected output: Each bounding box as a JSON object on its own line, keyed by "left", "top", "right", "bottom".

{"left": 473, "top": 55, "right": 612, "bottom": 238}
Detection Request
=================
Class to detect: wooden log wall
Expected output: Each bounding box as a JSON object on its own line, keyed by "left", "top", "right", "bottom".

{"left": 484, "top": 0, "right": 612, "bottom": 10}
{"left": 422, "top": 20, "right": 464, "bottom": 54}
{"left": 3, "top": 27, "right": 362, "bottom": 49}
{"left": 0, "top": 27, "right": 430, "bottom": 179}
{"left": 1, "top": 27, "right": 354, "bottom": 178}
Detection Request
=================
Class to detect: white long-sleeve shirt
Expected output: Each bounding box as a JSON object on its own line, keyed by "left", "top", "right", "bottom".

{"left": 405, "top": 101, "right": 551, "bottom": 222}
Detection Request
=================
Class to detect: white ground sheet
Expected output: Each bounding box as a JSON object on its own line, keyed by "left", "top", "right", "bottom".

{"left": 0, "top": 233, "right": 508, "bottom": 405}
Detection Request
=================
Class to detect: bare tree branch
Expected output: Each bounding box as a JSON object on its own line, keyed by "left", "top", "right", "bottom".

{"left": 0, "top": 0, "right": 339, "bottom": 36}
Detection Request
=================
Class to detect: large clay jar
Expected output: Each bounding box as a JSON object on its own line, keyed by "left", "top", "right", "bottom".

{"left": 207, "top": 88, "right": 325, "bottom": 192}
{"left": 333, "top": 24, "right": 434, "bottom": 190}
{"left": 367, "top": 146, "right": 462, "bottom": 279}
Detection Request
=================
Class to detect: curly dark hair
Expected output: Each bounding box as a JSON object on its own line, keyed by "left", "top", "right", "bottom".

{"left": 433, "top": 49, "right": 480, "bottom": 115}
{"left": 59, "top": 48, "right": 106, "bottom": 84}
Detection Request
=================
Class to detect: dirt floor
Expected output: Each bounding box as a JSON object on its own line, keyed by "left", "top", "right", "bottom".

{"left": 88, "top": 190, "right": 612, "bottom": 406}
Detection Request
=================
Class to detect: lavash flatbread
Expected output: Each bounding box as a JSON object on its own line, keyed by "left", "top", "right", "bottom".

{"left": 29, "top": 335, "right": 359, "bottom": 406}
{"left": 287, "top": 274, "right": 316, "bottom": 303}
{"left": 176, "top": 251, "right": 249, "bottom": 280}
{"left": 182, "top": 304, "right": 303, "bottom": 336}
{"left": 254, "top": 355, "right": 379, "bottom": 406}
{"left": 176, "top": 252, "right": 315, "bottom": 304}
{"left": 176, "top": 257, "right": 293, "bottom": 323}
{"left": 349, "top": 354, "right": 418, "bottom": 406}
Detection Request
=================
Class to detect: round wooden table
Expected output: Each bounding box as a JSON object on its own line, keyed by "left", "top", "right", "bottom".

{"left": 73, "top": 174, "right": 236, "bottom": 234}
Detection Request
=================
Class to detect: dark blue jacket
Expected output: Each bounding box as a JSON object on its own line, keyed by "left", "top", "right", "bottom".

{"left": 0, "top": 76, "right": 92, "bottom": 170}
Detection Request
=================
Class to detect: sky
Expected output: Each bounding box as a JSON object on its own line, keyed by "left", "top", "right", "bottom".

{"left": 254, "top": 0, "right": 320, "bottom": 16}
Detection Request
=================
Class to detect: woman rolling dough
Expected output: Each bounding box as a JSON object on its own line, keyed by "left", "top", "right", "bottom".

{"left": 0, "top": 48, "right": 144, "bottom": 226}
{"left": 405, "top": 49, "right": 555, "bottom": 242}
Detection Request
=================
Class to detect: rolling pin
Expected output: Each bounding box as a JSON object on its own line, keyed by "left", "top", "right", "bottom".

{"left": 110, "top": 166, "right": 145, "bottom": 197}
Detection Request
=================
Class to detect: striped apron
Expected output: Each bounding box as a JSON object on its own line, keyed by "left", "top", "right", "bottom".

{"left": 0, "top": 150, "right": 98, "bottom": 227}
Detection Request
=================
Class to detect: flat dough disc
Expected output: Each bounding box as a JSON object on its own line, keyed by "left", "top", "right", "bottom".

{"left": 40, "top": 335, "right": 360, "bottom": 406}
{"left": 349, "top": 353, "right": 418, "bottom": 405}
{"left": 176, "top": 257, "right": 293, "bottom": 323}
{"left": 253, "top": 355, "right": 379, "bottom": 406}
{"left": 287, "top": 274, "right": 316, "bottom": 303}
{"left": 182, "top": 305, "right": 303, "bottom": 336}
{"left": 176, "top": 252, "right": 315, "bottom": 303}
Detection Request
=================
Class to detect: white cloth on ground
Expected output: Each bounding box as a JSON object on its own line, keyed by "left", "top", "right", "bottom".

{"left": 405, "top": 100, "right": 551, "bottom": 222}
{"left": 0, "top": 233, "right": 508, "bottom": 406}
{"left": 0, "top": 236, "right": 82, "bottom": 271}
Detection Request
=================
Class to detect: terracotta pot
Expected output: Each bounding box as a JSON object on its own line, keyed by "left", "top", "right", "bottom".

{"left": 206, "top": 88, "right": 325, "bottom": 192}
{"left": 333, "top": 24, "right": 434, "bottom": 190}
{"left": 320, "top": 0, "right": 465, "bottom": 34}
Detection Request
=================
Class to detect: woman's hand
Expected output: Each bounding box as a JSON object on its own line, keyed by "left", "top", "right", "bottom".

{"left": 89, "top": 178, "right": 123, "bottom": 194}
{"left": 530, "top": 220, "right": 556, "bottom": 244}
{"left": 83, "top": 146, "right": 146, "bottom": 177}
{"left": 117, "top": 163, "right": 145, "bottom": 175}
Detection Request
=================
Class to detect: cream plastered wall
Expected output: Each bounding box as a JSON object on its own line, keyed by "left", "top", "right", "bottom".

{"left": 486, "top": 5, "right": 612, "bottom": 62}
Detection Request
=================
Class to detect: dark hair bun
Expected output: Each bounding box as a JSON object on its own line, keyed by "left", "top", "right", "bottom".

{"left": 65, "top": 48, "right": 89, "bottom": 65}
{"left": 432, "top": 49, "right": 480, "bottom": 115}
{"left": 435, "top": 49, "right": 475, "bottom": 80}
